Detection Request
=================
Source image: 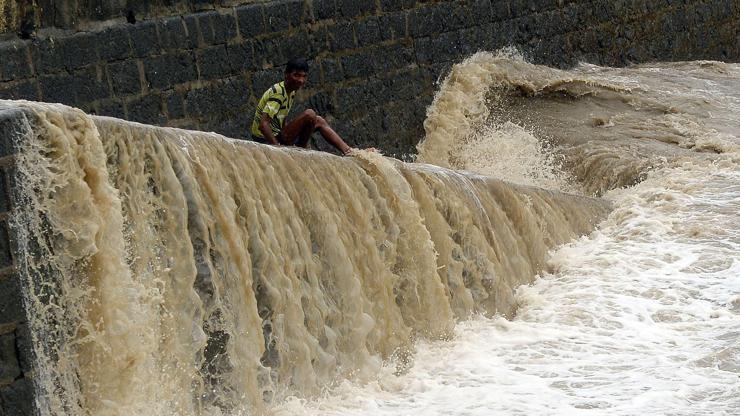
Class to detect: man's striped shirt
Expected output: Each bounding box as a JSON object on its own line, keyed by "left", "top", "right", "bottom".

{"left": 250, "top": 81, "right": 295, "bottom": 139}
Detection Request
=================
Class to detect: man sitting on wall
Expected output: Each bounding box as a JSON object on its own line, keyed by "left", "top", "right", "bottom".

{"left": 250, "top": 58, "right": 361, "bottom": 156}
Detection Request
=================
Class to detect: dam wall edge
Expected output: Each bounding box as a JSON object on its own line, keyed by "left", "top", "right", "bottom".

{"left": 0, "top": 106, "right": 36, "bottom": 416}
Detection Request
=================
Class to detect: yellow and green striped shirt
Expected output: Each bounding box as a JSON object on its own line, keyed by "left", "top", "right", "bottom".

{"left": 250, "top": 81, "right": 295, "bottom": 139}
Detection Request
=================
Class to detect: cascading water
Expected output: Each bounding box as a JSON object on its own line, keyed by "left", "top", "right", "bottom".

{"left": 270, "top": 53, "right": 739, "bottom": 414}
{"left": 4, "top": 87, "right": 607, "bottom": 415}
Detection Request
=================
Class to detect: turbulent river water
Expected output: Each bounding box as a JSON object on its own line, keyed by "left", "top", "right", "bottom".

{"left": 5, "top": 52, "right": 739, "bottom": 416}
{"left": 272, "top": 54, "right": 740, "bottom": 415}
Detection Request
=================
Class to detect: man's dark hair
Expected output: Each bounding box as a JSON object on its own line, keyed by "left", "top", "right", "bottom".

{"left": 286, "top": 58, "right": 309, "bottom": 73}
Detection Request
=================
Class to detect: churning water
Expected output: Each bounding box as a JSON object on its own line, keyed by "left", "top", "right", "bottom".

{"left": 5, "top": 52, "right": 739, "bottom": 416}
{"left": 271, "top": 54, "right": 740, "bottom": 415}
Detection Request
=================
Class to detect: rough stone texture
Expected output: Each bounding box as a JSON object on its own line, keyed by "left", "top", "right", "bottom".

{"left": 0, "top": 107, "right": 35, "bottom": 416}
{"left": 0, "top": 0, "right": 737, "bottom": 156}
{"left": 0, "top": 377, "right": 34, "bottom": 416}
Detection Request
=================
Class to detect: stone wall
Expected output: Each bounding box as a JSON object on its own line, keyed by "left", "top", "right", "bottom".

{"left": 0, "top": 0, "right": 737, "bottom": 157}
{"left": 0, "top": 106, "right": 34, "bottom": 416}
{"left": 0, "top": 0, "right": 263, "bottom": 37}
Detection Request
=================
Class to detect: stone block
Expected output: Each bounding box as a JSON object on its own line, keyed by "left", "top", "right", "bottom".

{"left": 570, "top": 1, "right": 596, "bottom": 27}
{"left": 0, "top": 80, "right": 40, "bottom": 102}
{"left": 340, "top": 50, "right": 375, "bottom": 79}
{"left": 127, "top": 94, "right": 165, "bottom": 125}
{"left": 187, "top": 14, "right": 202, "bottom": 48}
{"left": 307, "top": 26, "right": 329, "bottom": 55}
{"left": 409, "top": 6, "right": 439, "bottom": 38}
{"left": 373, "top": 43, "right": 413, "bottom": 73}
{"left": 471, "top": 0, "right": 493, "bottom": 25}
{"left": 253, "top": 38, "right": 286, "bottom": 67}
{"left": 491, "top": 19, "right": 517, "bottom": 46}
{"left": 199, "top": 11, "right": 238, "bottom": 45}
{"left": 71, "top": 67, "right": 110, "bottom": 105}
{"left": 414, "top": 37, "right": 433, "bottom": 64}
{"left": 559, "top": 4, "right": 581, "bottom": 33}
{"left": 0, "top": 377, "right": 34, "bottom": 416}
{"left": 264, "top": 0, "right": 306, "bottom": 32}
{"left": 509, "top": 0, "right": 528, "bottom": 18}
{"left": 410, "top": 3, "right": 467, "bottom": 38}
{"left": 0, "top": 274, "right": 23, "bottom": 324}
{"left": 107, "top": 60, "right": 142, "bottom": 96}
{"left": 197, "top": 45, "right": 233, "bottom": 80}
{"left": 0, "top": 42, "right": 33, "bottom": 82}
{"left": 98, "top": 26, "right": 132, "bottom": 62}
{"left": 251, "top": 68, "right": 284, "bottom": 97}
{"left": 447, "top": 2, "right": 472, "bottom": 31}
{"left": 0, "top": 168, "right": 8, "bottom": 213}
{"left": 314, "top": 0, "right": 336, "bottom": 20}
{"left": 304, "top": 90, "right": 333, "bottom": 115}
{"left": 532, "top": 0, "right": 558, "bottom": 12}
{"left": 319, "top": 58, "right": 343, "bottom": 84}
{"left": 0, "top": 333, "right": 21, "bottom": 383}
{"left": 385, "top": 68, "right": 424, "bottom": 102}
{"left": 328, "top": 22, "right": 356, "bottom": 51}
{"left": 226, "top": 41, "right": 257, "bottom": 73}
{"left": 145, "top": 52, "right": 198, "bottom": 90}
{"left": 530, "top": 10, "right": 561, "bottom": 38}
{"left": 355, "top": 17, "right": 382, "bottom": 47}
{"left": 280, "top": 30, "right": 317, "bottom": 61}
{"left": 491, "top": 0, "right": 512, "bottom": 22}
{"left": 39, "top": 73, "right": 76, "bottom": 104}
{"left": 432, "top": 31, "right": 462, "bottom": 63}
{"left": 236, "top": 3, "right": 266, "bottom": 39}
{"left": 380, "top": 0, "right": 415, "bottom": 12}
{"left": 130, "top": 21, "right": 161, "bottom": 57}
{"left": 97, "top": 99, "right": 126, "bottom": 119}
{"left": 335, "top": 81, "right": 383, "bottom": 116}
{"left": 459, "top": 26, "right": 492, "bottom": 56}
{"left": 31, "top": 38, "right": 65, "bottom": 74}
{"left": 208, "top": 117, "right": 250, "bottom": 139}
{"left": 186, "top": 79, "right": 249, "bottom": 119}
{"left": 338, "top": 0, "right": 376, "bottom": 18}
{"left": 14, "top": 323, "right": 33, "bottom": 374}
{"left": 0, "top": 107, "right": 31, "bottom": 158}
{"left": 165, "top": 91, "right": 186, "bottom": 119}
{"left": 159, "top": 16, "right": 197, "bottom": 51}
{"left": 379, "top": 12, "right": 407, "bottom": 41}
{"left": 57, "top": 32, "right": 100, "bottom": 70}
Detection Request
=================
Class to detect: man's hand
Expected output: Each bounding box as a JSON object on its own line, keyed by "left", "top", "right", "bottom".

{"left": 259, "top": 113, "right": 280, "bottom": 145}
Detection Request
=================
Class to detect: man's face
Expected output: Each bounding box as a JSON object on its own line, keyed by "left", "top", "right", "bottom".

{"left": 285, "top": 70, "right": 308, "bottom": 91}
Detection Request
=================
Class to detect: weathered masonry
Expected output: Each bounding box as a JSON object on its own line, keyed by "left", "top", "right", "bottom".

{"left": 0, "top": 107, "right": 34, "bottom": 416}
{"left": 0, "top": 0, "right": 737, "bottom": 156}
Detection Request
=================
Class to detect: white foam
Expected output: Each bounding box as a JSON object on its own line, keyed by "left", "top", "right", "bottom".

{"left": 270, "top": 161, "right": 740, "bottom": 416}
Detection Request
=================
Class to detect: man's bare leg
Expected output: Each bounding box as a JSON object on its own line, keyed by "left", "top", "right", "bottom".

{"left": 282, "top": 110, "right": 353, "bottom": 155}
{"left": 280, "top": 109, "right": 318, "bottom": 146}
{"left": 314, "top": 117, "right": 351, "bottom": 154}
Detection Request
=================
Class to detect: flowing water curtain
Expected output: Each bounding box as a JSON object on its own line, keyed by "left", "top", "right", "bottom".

{"left": 11, "top": 101, "right": 610, "bottom": 415}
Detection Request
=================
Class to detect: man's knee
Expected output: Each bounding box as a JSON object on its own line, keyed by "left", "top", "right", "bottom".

{"left": 301, "top": 109, "right": 317, "bottom": 122}
{"left": 315, "top": 115, "right": 328, "bottom": 128}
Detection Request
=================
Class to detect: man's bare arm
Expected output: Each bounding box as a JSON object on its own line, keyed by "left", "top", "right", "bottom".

{"left": 259, "top": 113, "right": 280, "bottom": 145}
